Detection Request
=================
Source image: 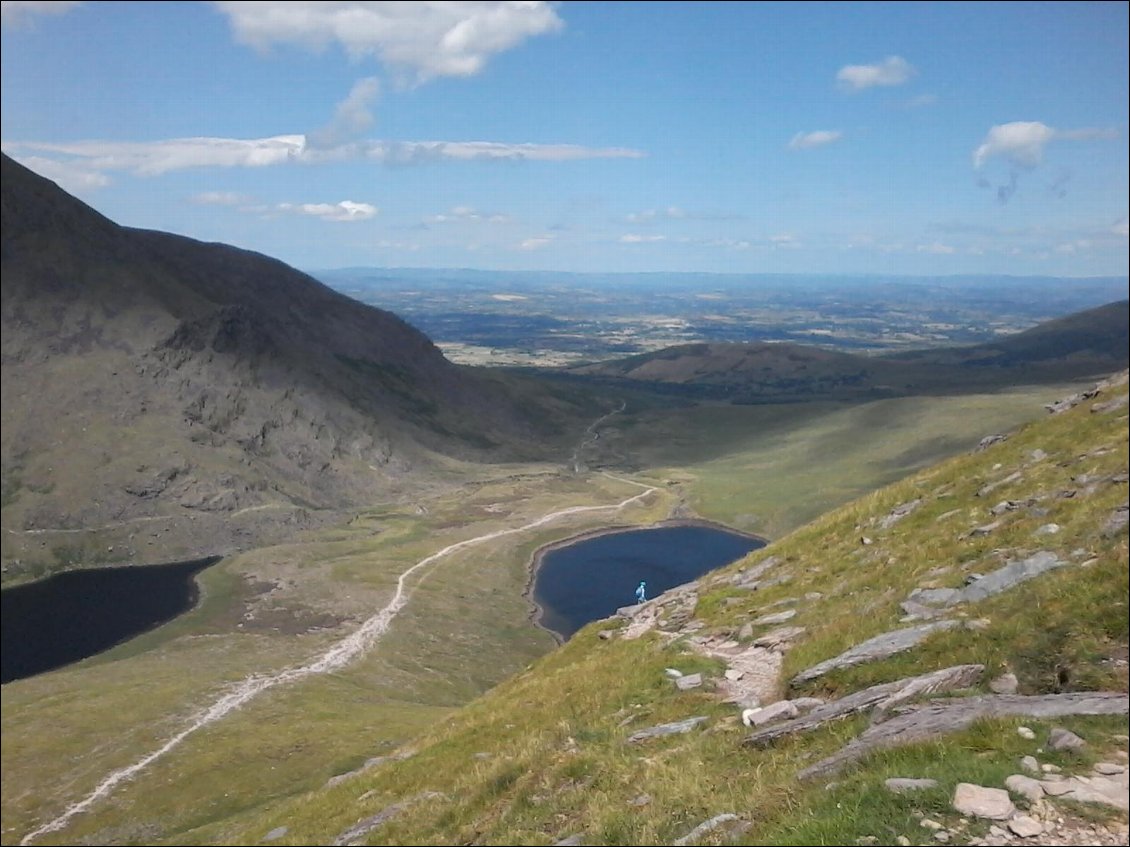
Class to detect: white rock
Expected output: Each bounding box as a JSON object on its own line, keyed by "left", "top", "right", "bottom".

{"left": 1094, "top": 762, "right": 1126, "bottom": 775}
{"left": 674, "top": 673, "right": 703, "bottom": 691}
{"left": 1017, "top": 726, "right": 1036, "bottom": 740}
{"left": 952, "top": 783, "right": 1017, "bottom": 820}
{"left": 744, "top": 700, "right": 798, "bottom": 727}
{"left": 1007, "top": 815, "right": 1044, "bottom": 838}
{"left": 989, "top": 672, "right": 1019, "bottom": 694}
{"left": 1005, "top": 774, "right": 1045, "bottom": 805}
{"left": 1020, "top": 755, "right": 1040, "bottom": 775}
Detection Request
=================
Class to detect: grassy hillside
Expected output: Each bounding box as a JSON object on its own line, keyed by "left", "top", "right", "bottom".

{"left": 1, "top": 381, "right": 1098, "bottom": 847}
{"left": 189, "top": 371, "right": 1126, "bottom": 847}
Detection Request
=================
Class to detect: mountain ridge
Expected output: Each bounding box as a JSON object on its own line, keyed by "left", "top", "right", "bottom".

{"left": 0, "top": 153, "right": 595, "bottom": 581}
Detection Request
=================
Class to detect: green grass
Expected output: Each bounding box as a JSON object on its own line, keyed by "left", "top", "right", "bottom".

{"left": 3, "top": 377, "right": 1125, "bottom": 846}
{"left": 179, "top": 378, "right": 1124, "bottom": 847}
{"left": 610, "top": 385, "right": 1085, "bottom": 538}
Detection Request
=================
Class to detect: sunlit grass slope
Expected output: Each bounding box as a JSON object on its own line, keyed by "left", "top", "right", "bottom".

{"left": 204, "top": 375, "right": 1127, "bottom": 846}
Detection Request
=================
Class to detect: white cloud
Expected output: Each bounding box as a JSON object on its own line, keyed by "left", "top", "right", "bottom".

{"left": 770, "top": 234, "right": 801, "bottom": 248}
{"left": 1, "top": 1, "right": 81, "bottom": 27}
{"left": 3, "top": 135, "right": 308, "bottom": 176}
{"left": 972, "top": 121, "right": 1117, "bottom": 169}
{"left": 366, "top": 140, "right": 645, "bottom": 164}
{"left": 1114, "top": 218, "right": 1129, "bottom": 238}
{"left": 787, "top": 130, "right": 843, "bottom": 151}
{"left": 916, "top": 241, "right": 957, "bottom": 254}
{"left": 3, "top": 135, "right": 645, "bottom": 181}
{"left": 425, "top": 205, "right": 510, "bottom": 223}
{"left": 214, "top": 1, "right": 563, "bottom": 84}
{"left": 276, "top": 200, "right": 378, "bottom": 222}
{"left": 191, "top": 190, "right": 254, "bottom": 206}
{"left": 619, "top": 233, "right": 666, "bottom": 243}
{"left": 518, "top": 234, "right": 554, "bottom": 250}
{"left": 308, "top": 77, "right": 380, "bottom": 149}
{"left": 972, "top": 122, "right": 1056, "bottom": 169}
{"left": 1054, "top": 239, "right": 1093, "bottom": 255}
{"left": 625, "top": 206, "right": 686, "bottom": 223}
{"left": 7, "top": 154, "right": 109, "bottom": 192}
{"left": 676, "top": 237, "right": 753, "bottom": 251}
{"left": 836, "top": 55, "right": 916, "bottom": 91}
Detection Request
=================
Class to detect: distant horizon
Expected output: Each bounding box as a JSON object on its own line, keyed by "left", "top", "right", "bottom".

{"left": 308, "top": 264, "right": 1130, "bottom": 283}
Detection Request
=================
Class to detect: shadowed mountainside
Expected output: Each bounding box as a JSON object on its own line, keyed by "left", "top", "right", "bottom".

{"left": 0, "top": 154, "right": 597, "bottom": 581}
{"left": 565, "top": 300, "right": 1129, "bottom": 403}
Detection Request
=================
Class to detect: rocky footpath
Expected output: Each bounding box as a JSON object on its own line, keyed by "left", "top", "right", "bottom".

{"left": 600, "top": 371, "right": 1129, "bottom": 845}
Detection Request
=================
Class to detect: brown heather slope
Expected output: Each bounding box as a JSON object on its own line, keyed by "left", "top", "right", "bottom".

{"left": 0, "top": 154, "right": 596, "bottom": 581}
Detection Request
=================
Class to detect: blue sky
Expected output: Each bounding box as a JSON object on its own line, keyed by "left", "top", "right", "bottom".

{"left": 2, "top": 1, "right": 1127, "bottom": 277}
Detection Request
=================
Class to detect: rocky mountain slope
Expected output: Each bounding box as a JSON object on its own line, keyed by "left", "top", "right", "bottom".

{"left": 202, "top": 371, "right": 1128, "bottom": 847}
{"left": 566, "top": 301, "right": 1129, "bottom": 403}
{"left": 1, "top": 153, "right": 595, "bottom": 581}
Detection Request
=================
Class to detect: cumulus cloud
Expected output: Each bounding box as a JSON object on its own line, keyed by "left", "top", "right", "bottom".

{"left": 770, "top": 234, "right": 800, "bottom": 248}
{"left": 213, "top": 1, "right": 563, "bottom": 84}
{"left": 277, "top": 200, "right": 378, "bottom": 221}
{"left": 1, "top": 1, "right": 81, "bottom": 27}
{"left": 972, "top": 121, "right": 1117, "bottom": 169}
{"left": 308, "top": 77, "right": 380, "bottom": 149}
{"left": 425, "top": 205, "right": 510, "bottom": 224}
{"left": 2, "top": 135, "right": 645, "bottom": 182}
{"left": 836, "top": 55, "right": 915, "bottom": 91}
{"left": 787, "top": 130, "right": 843, "bottom": 150}
{"left": 619, "top": 233, "right": 666, "bottom": 243}
{"left": 972, "top": 121, "right": 1056, "bottom": 169}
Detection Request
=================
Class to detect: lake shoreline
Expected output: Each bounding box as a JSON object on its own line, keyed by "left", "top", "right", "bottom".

{"left": 1, "top": 555, "right": 224, "bottom": 685}
{"left": 522, "top": 518, "right": 768, "bottom": 644}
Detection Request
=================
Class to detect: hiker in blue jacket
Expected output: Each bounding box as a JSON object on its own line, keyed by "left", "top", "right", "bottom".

{"left": 635, "top": 581, "right": 647, "bottom": 604}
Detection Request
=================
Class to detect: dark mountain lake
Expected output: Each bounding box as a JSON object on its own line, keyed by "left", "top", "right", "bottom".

{"left": 1, "top": 556, "right": 221, "bottom": 684}
{"left": 531, "top": 523, "right": 764, "bottom": 639}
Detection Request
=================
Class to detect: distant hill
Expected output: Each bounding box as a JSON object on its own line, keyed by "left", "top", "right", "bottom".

{"left": 0, "top": 154, "right": 593, "bottom": 580}
{"left": 566, "top": 301, "right": 1129, "bottom": 403}
{"left": 884, "top": 300, "right": 1130, "bottom": 367}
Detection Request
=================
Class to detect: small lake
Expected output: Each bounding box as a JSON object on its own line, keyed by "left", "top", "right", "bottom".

{"left": 1, "top": 556, "right": 221, "bottom": 684}
{"left": 531, "top": 523, "right": 764, "bottom": 639}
